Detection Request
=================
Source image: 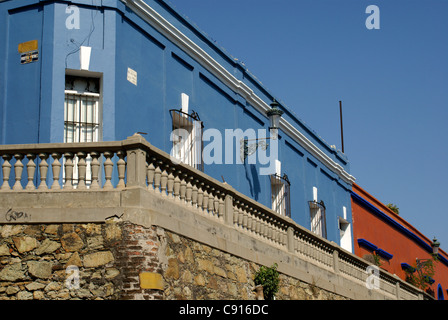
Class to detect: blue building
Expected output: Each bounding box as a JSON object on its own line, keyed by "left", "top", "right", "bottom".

{"left": 0, "top": 0, "right": 356, "bottom": 250}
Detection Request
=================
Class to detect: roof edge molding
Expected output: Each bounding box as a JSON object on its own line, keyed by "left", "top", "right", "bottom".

{"left": 121, "top": 0, "right": 356, "bottom": 185}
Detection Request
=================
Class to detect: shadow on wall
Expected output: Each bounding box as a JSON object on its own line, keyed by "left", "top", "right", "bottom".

{"left": 245, "top": 162, "right": 261, "bottom": 201}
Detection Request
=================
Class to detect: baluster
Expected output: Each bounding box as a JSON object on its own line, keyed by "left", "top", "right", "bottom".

{"left": 281, "top": 225, "right": 288, "bottom": 247}
{"left": 89, "top": 152, "right": 100, "bottom": 190}
{"left": 1, "top": 154, "right": 12, "bottom": 191}
{"left": 146, "top": 157, "right": 155, "bottom": 190}
{"left": 51, "top": 153, "right": 62, "bottom": 190}
{"left": 311, "top": 239, "right": 317, "bottom": 261}
{"left": 277, "top": 224, "right": 283, "bottom": 246}
{"left": 257, "top": 212, "right": 264, "bottom": 238}
{"left": 233, "top": 201, "right": 240, "bottom": 227}
{"left": 295, "top": 233, "right": 301, "bottom": 254}
{"left": 38, "top": 153, "right": 49, "bottom": 191}
{"left": 154, "top": 161, "right": 162, "bottom": 192}
{"left": 242, "top": 205, "right": 249, "bottom": 232}
{"left": 179, "top": 173, "right": 187, "bottom": 202}
{"left": 255, "top": 212, "right": 261, "bottom": 237}
{"left": 213, "top": 190, "right": 220, "bottom": 218}
{"left": 238, "top": 204, "right": 244, "bottom": 230}
{"left": 218, "top": 194, "right": 225, "bottom": 221}
{"left": 63, "top": 152, "right": 74, "bottom": 190}
{"left": 197, "top": 182, "right": 204, "bottom": 211}
{"left": 191, "top": 179, "right": 198, "bottom": 208}
{"left": 305, "top": 236, "right": 311, "bottom": 258}
{"left": 272, "top": 222, "right": 278, "bottom": 244}
{"left": 246, "top": 208, "right": 253, "bottom": 234}
{"left": 272, "top": 220, "right": 277, "bottom": 243}
{"left": 167, "top": 167, "right": 174, "bottom": 197}
{"left": 102, "top": 152, "right": 114, "bottom": 190}
{"left": 76, "top": 152, "right": 87, "bottom": 189}
{"left": 251, "top": 209, "right": 258, "bottom": 234}
{"left": 208, "top": 187, "right": 215, "bottom": 216}
{"left": 117, "top": 150, "right": 126, "bottom": 189}
{"left": 13, "top": 154, "right": 24, "bottom": 191}
{"left": 25, "top": 154, "right": 36, "bottom": 191}
{"left": 259, "top": 212, "right": 266, "bottom": 238}
{"left": 299, "top": 234, "right": 305, "bottom": 255}
{"left": 202, "top": 187, "right": 209, "bottom": 213}
{"left": 304, "top": 236, "right": 310, "bottom": 258}
{"left": 318, "top": 244, "right": 323, "bottom": 264}
{"left": 293, "top": 235, "right": 298, "bottom": 253}
{"left": 185, "top": 177, "right": 192, "bottom": 205}
{"left": 160, "top": 165, "right": 168, "bottom": 195}
{"left": 267, "top": 217, "right": 273, "bottom": 242}
{"left": 173, "top": 172, "right": 181, "bottom": 200}
{"left": 276, "top": 223, "right": 282, "bottom": 245}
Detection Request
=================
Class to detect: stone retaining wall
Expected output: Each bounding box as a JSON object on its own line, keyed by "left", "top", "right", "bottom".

{"left": 0, "top": 221, "right": 122, "bottom": 300}
{"left": 0, "top": 220, "right": 347, "bottom": 300}
{"left": 161, "top": 229, "right": 347, "bottom": 300}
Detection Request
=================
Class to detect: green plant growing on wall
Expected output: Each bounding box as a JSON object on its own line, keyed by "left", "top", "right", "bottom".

{"left": 254, "top": 263, "right": 280, "bottom": 300}
{"left": 404, "top": 257, "right": 438, "bottom": 292}
{"left": 363, "top": 253, "right": 382, "bottom": 267}
{"left": 386, "top": 203, "right": 399, "bottom": 215}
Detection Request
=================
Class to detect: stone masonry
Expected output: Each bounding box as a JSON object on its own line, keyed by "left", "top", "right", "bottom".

{"left": 0, "top": 221, "right": 122, "bottom": 300}
{"left": 161, "top": 228, "right": 347, "bottom": 300}
{"left": 0, "top": 219, "right": 347, "bottom": 300}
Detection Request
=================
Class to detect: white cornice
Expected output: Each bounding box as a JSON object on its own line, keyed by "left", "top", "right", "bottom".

{"left": 121, "top": 0, "right": 356, "bottom": 185}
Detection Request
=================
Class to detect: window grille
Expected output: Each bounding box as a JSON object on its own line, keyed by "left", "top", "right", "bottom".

{"left": 64, "top": 93, "right": 99, "bottom": 143}
{"left": 170, "top": 109, "right": 204, "bottom": 171}
{"left": 309, "top": 200, "right": 327, "bottom": 238}
{"left": 64, "top": 76, "right": 101, "bottom": 188}
{"left": 270, "top": 173, "right": 291, "bottom": 218}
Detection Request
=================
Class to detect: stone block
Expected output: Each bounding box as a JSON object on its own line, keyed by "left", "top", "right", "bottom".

{"left": 35, "top": 239, "right": 60, "bottom": 255}
{"left": 83, "top": 251, "right": 114, "bottom": 268}
{"left": 27, "top": 261, "right": 53, "bottom": 279}
{"left": 12, "top": 236, "right": 37, "bottom": 253}
{"left": 17, "top": 291, "right": 33, "bottom": 300}
{"left": 25, "top": 281, "right": 46, "bottom": 291}
{"left": 0, "top": 244, "right": 10, "bottom": 256}
{"left": 66, "top": 252, "right": 82, "bottom": 267}
{"left": 61, "top": 232, "right": 84, "bottom": 252}
{"left": 0, "top": 263, "right": 26, "bottom": 281}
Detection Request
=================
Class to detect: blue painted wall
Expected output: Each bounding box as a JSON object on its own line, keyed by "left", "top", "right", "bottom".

{"left": 0, "top": 0, "right": 354, "bottom": 248}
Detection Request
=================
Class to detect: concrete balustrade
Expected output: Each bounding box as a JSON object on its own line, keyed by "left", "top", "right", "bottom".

{"left": 0, "top": 134, "right": 431, "bottom": 300}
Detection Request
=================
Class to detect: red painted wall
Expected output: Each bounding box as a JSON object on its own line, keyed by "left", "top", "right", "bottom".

{"left": 352, "top": 183, "right": 448, "bottom": 299}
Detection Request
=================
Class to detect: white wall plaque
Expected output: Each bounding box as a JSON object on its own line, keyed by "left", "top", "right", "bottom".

{"left": 127, "top": 67, "right": 137, "bottom": 86}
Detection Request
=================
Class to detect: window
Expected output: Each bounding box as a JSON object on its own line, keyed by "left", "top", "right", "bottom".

{"left": 270, "top": 173, "right": 291, "bottom": 217}
{"left": 339, "top": 206, "right": 352, "bottom": 252}
{"left": 64, "top": 75, "right": 101, "bottom": 188}
{"left": 64, "top": 75, "right": 100, "bottom": 143}
{"left": 170, "top": 93, "right": 203, "bottom": 171}
{"left": 309, "top": 187, "right": 327, "bottom": 238}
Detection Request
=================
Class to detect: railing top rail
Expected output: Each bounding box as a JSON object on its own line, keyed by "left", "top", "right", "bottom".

{"left": 0, "top": 141, "right": 125, "bottom": 154}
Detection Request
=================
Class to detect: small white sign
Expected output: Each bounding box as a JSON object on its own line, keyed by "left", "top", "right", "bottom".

{"left": 127, "top": 67, "right": 137, "bottom": 86}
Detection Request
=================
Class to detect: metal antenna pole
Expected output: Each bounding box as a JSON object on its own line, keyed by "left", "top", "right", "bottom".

{"left": 339, "top": 101, "right": 345, "bottom": 154}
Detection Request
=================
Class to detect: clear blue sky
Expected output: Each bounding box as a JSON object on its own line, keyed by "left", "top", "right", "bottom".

{"left": 166, "top": 0, "right": 448, "bottom": 251}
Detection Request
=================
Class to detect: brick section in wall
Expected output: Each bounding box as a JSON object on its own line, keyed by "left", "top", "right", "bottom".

{"left": 114, "top": 222, "right": 164, "bottom": 300}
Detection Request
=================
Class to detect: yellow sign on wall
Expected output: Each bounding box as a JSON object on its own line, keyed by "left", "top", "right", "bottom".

{"left": 18, "top": 40, "right": 38, "bottom": 53}
{"left": 139, "top": 272, "right": 165, "bottom": 290}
